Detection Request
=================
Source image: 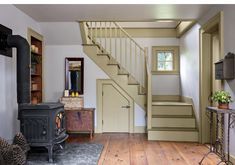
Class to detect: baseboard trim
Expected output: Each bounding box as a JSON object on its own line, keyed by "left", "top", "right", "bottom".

{"left": 134, "top": 126, "right": 146, "bottom": 133}
{"left": 227, "top": 154, "right": 235, "bottom": 164}
{"left": 181, "top": 96, "right": 193, "bottom": 104}
{"left": 95, "top": 126, "right": 146, "bottom": 133}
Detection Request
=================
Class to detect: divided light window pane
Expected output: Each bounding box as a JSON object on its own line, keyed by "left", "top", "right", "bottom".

{"left": 157, "top": 51, "right": 173, "bottom": 71}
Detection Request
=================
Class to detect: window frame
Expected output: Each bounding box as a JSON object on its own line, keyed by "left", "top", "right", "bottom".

{"left": 152, "top": 46, "right": 179, "bottom": 75}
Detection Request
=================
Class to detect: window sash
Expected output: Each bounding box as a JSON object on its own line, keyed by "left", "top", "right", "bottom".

{"left": 156, "top": 51, "right": 174, "bottom": 71}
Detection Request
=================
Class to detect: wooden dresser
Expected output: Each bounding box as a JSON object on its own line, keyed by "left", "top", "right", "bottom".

{"left": 65, "top": 108, "right": 95, "bottom": 139}
{"left": 60, "top": 97, "right": 95, "bottom": 138}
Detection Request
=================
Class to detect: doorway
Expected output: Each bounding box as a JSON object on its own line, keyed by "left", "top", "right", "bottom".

{"left": 199, "top": 12, "right": 224, "bottom": 143}
{"left": 96, "top": 79, "right": 134, "bottom": 133}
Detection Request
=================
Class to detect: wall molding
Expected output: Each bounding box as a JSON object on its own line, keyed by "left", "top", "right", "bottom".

{"left": 125, "top": 28, "right": 177, "bottom": 38}
{"left": 228, "top": 154, "right": 235, "bottom": 164}
{"left": 176, "top": 20, "right": 196, "bottom": 37}
{"left": 199, "top": 11, "right": 224, "bottom": 143}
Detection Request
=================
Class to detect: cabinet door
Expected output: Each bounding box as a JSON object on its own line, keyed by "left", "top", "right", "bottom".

{"left": 66, "top": 110, "right": 92, "bottom": 132}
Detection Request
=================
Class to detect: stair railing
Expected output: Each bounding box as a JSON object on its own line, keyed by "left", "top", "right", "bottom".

{"left": 81, "top": 21, "right": 147, "bottom": 89}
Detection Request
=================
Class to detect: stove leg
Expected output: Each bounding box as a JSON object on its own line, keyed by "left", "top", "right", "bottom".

{"left": 47, "top": 145, "right": 54, "bottom": 163}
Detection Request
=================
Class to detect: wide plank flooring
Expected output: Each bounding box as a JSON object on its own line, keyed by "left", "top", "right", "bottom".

{"left": 67, "top": 133, "right": 223, "bottom": 165}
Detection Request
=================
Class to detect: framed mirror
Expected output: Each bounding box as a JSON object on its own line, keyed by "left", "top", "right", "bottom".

{"left": 65, "top": 58, "right": 84, "bottom": 95}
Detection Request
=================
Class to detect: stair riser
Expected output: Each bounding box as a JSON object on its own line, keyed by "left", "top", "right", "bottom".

{"left": 148, "top": 130, "right": 198, "bottom": 142}
{"left": 151, "top": 118, "right": 196, "bottom": 128}
{"left": 128, "top": 76, "right": 139, "bottom": 85}
{"left": 152, "top": 105, "right": 193, "bottom": 116}
{"left": 118, "top": 67, "right": 129, "bottom": 75}
{"left": 97, "top": 56, "right": 110, "bottom": 64}
{"left": 152, "top": 95, "right": 181, "bottom": 102}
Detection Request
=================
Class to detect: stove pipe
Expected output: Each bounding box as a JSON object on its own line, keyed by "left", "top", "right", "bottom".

{"left": 7, "top": 35, "right": 30, "bottom": 104}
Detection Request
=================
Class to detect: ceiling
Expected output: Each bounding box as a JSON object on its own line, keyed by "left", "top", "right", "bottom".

{"left": 13, "top": 4, "right": 214, "bottom": 45}
{"left": 15, "top": 4, "right": 214, "bottom": 22}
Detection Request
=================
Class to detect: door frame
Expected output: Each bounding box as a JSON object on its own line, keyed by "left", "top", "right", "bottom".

{"left": 96, "top": 79, "right": 134, "bottom": 133}
{"left": 199, "top": 11, "right": 224, "bottom": 143}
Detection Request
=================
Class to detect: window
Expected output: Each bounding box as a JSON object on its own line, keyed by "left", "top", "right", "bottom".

{"left": 152, "top": 46, "right": 179, "bottom": 74}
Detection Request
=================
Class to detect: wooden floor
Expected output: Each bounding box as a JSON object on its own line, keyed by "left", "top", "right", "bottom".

{"left": 67, "top": 133, "right": 223, "bottom": 165}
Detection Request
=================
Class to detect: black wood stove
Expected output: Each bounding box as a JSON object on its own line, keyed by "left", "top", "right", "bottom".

{"left": 19, "top": 103, "right": 68, "bottom": 162}
{"left": 0, "top": 25, "right": 68, "bottom": 163}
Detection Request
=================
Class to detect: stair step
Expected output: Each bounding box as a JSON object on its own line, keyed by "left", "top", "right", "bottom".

{"left": 152, "top": 101, "right": 191, "bottom": 106}
{"left": 152, "top": 115, "right": 193, "bottom": 118}
{"left": 151, "top": 116, "right": 196, "bottom": 128}
{"left": 149, "top": 127, "right": 197, "bottom": 131}
{"left": 152, "top": 95, "right": 181, "bottom": 102}
{"left": 118, "top": 67, "right": 129, "bottom": 75}
{"left": 148, "top": 127, "right": 198, "bottom": 141}
{"left": 97, "top": 53, "right": 110, "bottom": 56}
{"left": 108, "top": 57, "right": 119, "bottom": 65}
{"left": 128, "top": 75, "right": 139, "bottom": 85}
{"left": 152, "top": 102, "right": 193, "bottom": 116}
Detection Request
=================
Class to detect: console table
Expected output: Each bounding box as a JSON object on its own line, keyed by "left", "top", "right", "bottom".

{"left": 199, "top": 106, "right": 235, "bottom": 165}
{"left": 65, "top": 108, "right": 95, "bottom": 139}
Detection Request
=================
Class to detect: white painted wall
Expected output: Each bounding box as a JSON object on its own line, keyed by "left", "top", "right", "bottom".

{"left": 179, "top": 24, "right": 200, "bottom": 121}
{"left": 135, "top": 38, "right": 180, "bottom": 95}
{"left": 44, "top": 45, "right": 109, "bottom": 105}
{"left": 0, "top": 5, "right": 41, "bottom": 141}
{"left": 40, "top": 22, "right": 82, "bottom": 45}
{"left": 152, "top": 75, "right": 180, "bottom": 95}
{"left": 199, "top": 5, "right": 235, "bottom": 158}
{"left": 134, "top": 103, "right": 146, "bottom": 126}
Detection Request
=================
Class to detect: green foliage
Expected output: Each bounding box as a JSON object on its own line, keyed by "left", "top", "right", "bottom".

{"left": 211, "top": 90, "right": 233, "bottom": 103}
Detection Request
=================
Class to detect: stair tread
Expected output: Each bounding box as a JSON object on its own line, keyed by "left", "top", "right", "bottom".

{"left": 128, "top": 83, "right": 139, "bottom": 85}
{"left": 152, "top": 101, "right": 192, "bottom": 106}
{"left": 152, "top": 115, "right": 194, "bottom": 118}
{"left": 97, "top": 53, "right": 110, "bottom": 55}
{"left": 149, "top": 127, "right": 197, "bottom": 131}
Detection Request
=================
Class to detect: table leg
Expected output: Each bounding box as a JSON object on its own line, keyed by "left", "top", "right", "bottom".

{"left": 199, "top": 111, "right": 214, "bottom": 164}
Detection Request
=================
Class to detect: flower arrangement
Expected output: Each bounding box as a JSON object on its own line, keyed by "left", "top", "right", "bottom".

{"left": 211, "top": 90, "right": 233, "bottom": 109}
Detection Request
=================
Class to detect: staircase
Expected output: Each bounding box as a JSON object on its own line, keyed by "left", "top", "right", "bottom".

{"left": 79, "top": 21, "right": 147, "bottom": 109}
{"left": 148, "top": 98, "right": 198, "bottom": 141}
{"left": 79, "top": 21, "right": 198, "bottom": 142}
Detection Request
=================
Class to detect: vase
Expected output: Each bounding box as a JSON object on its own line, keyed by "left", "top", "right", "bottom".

{"left": 218, "top": 102, "right": 229, "bottom": 109}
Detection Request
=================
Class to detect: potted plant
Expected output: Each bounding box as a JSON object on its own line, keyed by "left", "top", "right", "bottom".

{"left": 211, "top": 90, "right": 233, "bottom": 109}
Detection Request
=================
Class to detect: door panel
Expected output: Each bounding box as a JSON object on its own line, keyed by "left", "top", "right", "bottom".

{"left": 102, "top": 84, "right": 129, "bottom": 132}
